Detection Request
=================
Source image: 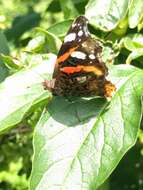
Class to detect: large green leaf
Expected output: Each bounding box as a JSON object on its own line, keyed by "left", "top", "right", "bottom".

{"left": 30, "top": 65, "right": 143, "bottom": 190}
{"left": 0, "top": 54, "right": 56, "bottom": 133}
{"left": 85, "top": 0, "right": 129, "bottom": 31}
{"left": 128, "top": 0, "right": 143, "bottom": 28}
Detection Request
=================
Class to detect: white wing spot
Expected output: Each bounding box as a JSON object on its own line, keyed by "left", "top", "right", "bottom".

{"left": 89, "top": 54, "right": 95, "bottom": 59}
{"left": 71, "top": 51, "right": 86, "bottom": 59}
{"left": 64, "top": 33, "right": 76, "bottom": 43}
{"left": 78, "top": 30, "right": 83, "bottom": 37}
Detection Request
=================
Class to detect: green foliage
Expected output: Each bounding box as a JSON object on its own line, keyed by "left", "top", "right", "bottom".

{"left": 128, "top": 0, "right": 143, "bottom": 29}
{"left": 30, "top": 64, "right": 143, "bottom": 190}
{"left": 85, "top": 0, "right": 129, "bottom": 31}
{"left": 0, "top": 126, "right": 32, "bottom": 190}
{"left": 122, "top": 33, "right": 143, "bottom": 64}
{"left": 0, "top": 31, "right": 9, "bottom": 82}
{"left": 0, "top": 54, "right": 55, "bottom": 132}
{"left": 0, "top": 0, "right": 143, "bottom": 190}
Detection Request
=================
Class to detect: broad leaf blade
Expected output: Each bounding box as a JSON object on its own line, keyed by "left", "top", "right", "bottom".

{"left": 30, "top": 65, "right": 143, "bottom": 190}
{"left": 128, "top": 0, "right": 143, "bottom": 28}
{"left": 85, "top": 0, "right": 129, "bottom": 31}
{"left": 0, "top": 54, "right": 56, "bottom": 133}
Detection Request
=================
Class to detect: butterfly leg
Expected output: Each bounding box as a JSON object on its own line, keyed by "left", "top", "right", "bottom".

{"left": 42, "top": 79, "right": 55, "bottom": 92}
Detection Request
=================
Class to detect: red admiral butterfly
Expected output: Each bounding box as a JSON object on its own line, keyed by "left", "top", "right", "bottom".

{"left": 44, "top": 16, "right": 116, "bottom": 97}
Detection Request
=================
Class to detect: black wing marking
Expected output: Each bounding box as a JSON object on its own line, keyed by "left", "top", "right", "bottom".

{"left": 57, "top": 15, "right": 90, "bottom": 57}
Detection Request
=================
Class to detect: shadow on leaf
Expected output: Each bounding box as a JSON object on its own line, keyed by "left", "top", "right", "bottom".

{"left": 47, "top": 96, "right": 107, "bottom": 126}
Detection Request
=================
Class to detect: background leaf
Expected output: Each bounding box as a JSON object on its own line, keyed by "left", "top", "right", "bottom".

{"left": 0, "top": 54, "right": 22, "bottom": 70}
{"left": 128, "top": 0, "right": 143, "bottom": 29}
{"left": 47, "top": 20, "right": 73, "bottom": 38}
{"left": 0, "top": 54, "right": 56, "bottom": 133}
{"left": 126, "top": 49, "right": 143, "bottom": 64}
{"left": 85, "top": 0, "right": 129, "bottom": 31}
{"left": 0, "top": 31, "right": 9, "bottom": 82}
{"left": 0, "top": 31, "right": 9, "bottom": 54}
{"left": 59, "top": 0, "right": 78, "bottom": 19}
{"left": 122, "top": 34, "right": 143, "bottom": 64}
{"left": 30, "top": 65, "right": 143, "bottom": 190}
{"left": 26, "top": 29, "right": 62, "bottom": 54}
{"left": 4, "top": 12, "right": 41, "bottom": 42}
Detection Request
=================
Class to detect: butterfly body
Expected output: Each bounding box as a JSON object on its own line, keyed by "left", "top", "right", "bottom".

{"left": 44, "top": 16, "right": 116, "bottom": 97}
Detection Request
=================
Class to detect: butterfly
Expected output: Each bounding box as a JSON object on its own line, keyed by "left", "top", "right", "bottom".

{"left": 43, "top": 15, "right": 116, "bottom": 98}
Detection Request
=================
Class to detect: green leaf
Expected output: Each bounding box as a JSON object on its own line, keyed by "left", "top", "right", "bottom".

{"left": 34, "top": 0, "right": 53, "bottom": 13}
{"left": 113, "top": 16, "right": 128, "bottom": 36}
{"left": 128, "top": 0, "right": 143, "bottom": 28}
{"left": 26, "top": 29, "right": 62, "bottom": 54}
{"left": 59, "top": 0, "right": 78, "bottom": 19}
{"left": 85, "top": 0, "right": 129, "bottom": 31}
{"left": 26, "top": 35, "right": 46, "bottom": 53}
{"left": 41, "top": 29, "right": 62, "bottom": 54}
{"left": 30, "top": 65, "right": 143, "bottom": 190}
{"left": 4, "top": 12, "right": 41, "bottom": 41}
{"left": 123, "top": 34, "right": 143, "bottom": 51}
{"left": 0, "top": 31, "right": 9, "bottom": 54}
{"left": 0, "top": 54, "right": 56, "bottom": 133}
{"left": 138, "top": 17, "right": 143, "bottom": 31}
{"left": 47, "top": 20, "right": 73, "bottom": 38}
{"left": 0, "top": 31, "right": 9, "bottom": 82}
{"left": 0, "top": 54, "right": 22, "bottom": 70}
{"left": 122, "top": 34, "right": 143, "bottom": 64}
{"left": 126, "top": 49, "right": 143, "bottom": 64}
{"left": 0, "top": 61, "right": 9, "bottom": 82}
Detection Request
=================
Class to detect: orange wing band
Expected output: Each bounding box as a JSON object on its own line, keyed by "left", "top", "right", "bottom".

{"left": 60, "top": 65, "right": 103, "bottom": 76}
{"left": 56, "top": 47, "right": 78, "bottom": 64}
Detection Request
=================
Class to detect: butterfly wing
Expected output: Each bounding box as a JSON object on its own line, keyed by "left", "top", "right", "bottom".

{"left": 53, "top": 16, "right": 89, "bottom": 78}
{"left": 45, "top": 16, "right": 116, "bottom": 97}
